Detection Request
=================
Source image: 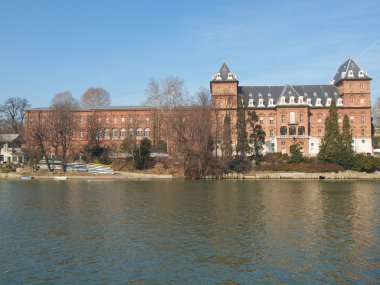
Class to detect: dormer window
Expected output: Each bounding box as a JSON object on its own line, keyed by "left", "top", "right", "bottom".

{"left": 216, "top": 73, "right": 222, "bottom": 80}
{"left": 298, "top": 96, "right": 304, "bottom": 104}
{"left": 249, "top": 93, "right": 252, "bottom": 99}
{"left": 337, "top": 98, "right": 343, "bottom": 106}
{"left": 307, "top": 98, "right": 312, "bottom": 105}
{"left": 358, "top": 70, "right": 364, "bottom": 78}
{"left": 326, "top": 98, "right": 332, "bottom": 106}
{"left": 268, "top": 98, "right": 274, "bottom": 106}
{"left": 248, "top": 99, "right": 254, "bottom": 107}
{"left": 290, "top": 96, "right": 295, "bottom": 104}
{"left": 258, "top": 98, "right": 264, "bottom": 107}
{"left": 316, "top": 98, "right": 322, "bottom": 106}
{"left": 348, "top": 70, "right": 354, "bottom": 78}
{"left": 341, "top": 72, "right": 346, "bottom": 78}
{"left": 280, "top": 96, "right": 286, "bottom": 104}
{"left": 227, "top": 73, "right": 234, "bottom": 80}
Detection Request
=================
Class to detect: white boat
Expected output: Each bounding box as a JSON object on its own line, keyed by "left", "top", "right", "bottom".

{"left": 20, "top": 176, "right": 34, "bottom": 180}
{"left": 54, "top": 176, "right": 69, "bottom": 180}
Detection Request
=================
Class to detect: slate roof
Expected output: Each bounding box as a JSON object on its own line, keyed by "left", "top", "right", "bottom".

{"left": 239, "top": 84, "right": 341, "bottom": 108}
{"left": 332, "top": 58, "right": 371, "bottom": 84}
{"left": 0, "top": 134, "right": 24, "bottom": 143}
{"left": 211, "top": 62, "right": 238, "bottom": 82}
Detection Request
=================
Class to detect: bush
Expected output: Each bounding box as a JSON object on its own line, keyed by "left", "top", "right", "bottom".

{"left": 255, "top": 162, "right": 344, "bottom": 173}
{"left": 0, "top": 163, "right": 14, "bottom": 173}
{"left": 263, "top": 153, "right": 282, "bottom": 163}
{"left": 353, "top": 154, "right": 380, "bottom": 172}
{"left": 229, "top": 157, "right": 252, "bottom": 173}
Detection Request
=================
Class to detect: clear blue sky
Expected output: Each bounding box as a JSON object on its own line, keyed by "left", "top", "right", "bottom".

{"left": 1, "top": 0, "right": 379, "bottom": 107}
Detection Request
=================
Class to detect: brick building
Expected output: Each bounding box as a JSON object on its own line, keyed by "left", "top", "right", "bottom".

{"left": 210, "top": 59, "right": 372, "bottom": 156}
{"left": 25, "top": 58, "right": 372, "bottom": 157}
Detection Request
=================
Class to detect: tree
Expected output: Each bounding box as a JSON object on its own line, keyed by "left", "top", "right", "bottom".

{"left": 318, "top": 100, "right": 342, "bottom": 163}
{"left": 120, "top": 135, "right": 136, "bottom": 163}
{"left": 49, "top": 91, "right": 79, "bottom": 172}
{"left": 134, "top": 138, "right": 152, "bottom": 170}
{"left": 221, "top": 115, "right": 233, "bottom": 157}
{"left": 28, "top": 111, "right": 52, "bottom": 172}
{"left": 342, "top": 114, "right": 353, "bottom": 152}
{"left": 80, "top": 87, "right": 111, "bottom": 108}
{"left": 236, "top": 97, "right": 250, "bottom": 157}
{"left": 0, "top": 97, "right": 31, "bottom": 134}
{"left": 144, "top": 76, "right": 189, "bottom": 153}
{"left": 289, "top": 138, "right": 303, "bottom": 163}
{"left": 248, "top": 110, "right": 266, "bottom": 162}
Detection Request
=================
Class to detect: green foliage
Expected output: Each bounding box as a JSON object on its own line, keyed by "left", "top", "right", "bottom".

{"left": 248, "top": 110, "right": 266, "bottom": 162}
{"left": 289, "top": 138, "right": 304, "bottom": 163}
{"left": 0, "top": 163, "right": 13, "bottom": 173}
{"left": 133, "top": 138, "right": 152, "bottom": 170}
{"left": 82, "top": 143, "right": 111, "bottom": 163}
{"left": 318, "top": 100, "right": 354, "bottom": 167}
{"left": 235, "top": 97, "right": 250, "bottom": 157}
{"left": 221, "top": 115, "right": 233, "bottom": 157}
{"left": 353, "top": 154, "right": 380, "bottom": 172}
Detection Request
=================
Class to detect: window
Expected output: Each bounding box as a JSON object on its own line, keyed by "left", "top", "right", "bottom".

{"left": 349, "top": 83, "right": 353, "bottom": 88}
{"left": 105, "top": 116, "right": 110, "bottom": 124}
{"left": 311, "top": 143, "right": 314, "bottom": 147}
{"left": 298, "top": 96, "right": 304, "bottom": 104}
{"left": 129, "top": 116, "right": 134, "bottom": 125}
{"left": 350, "top": 97, "right": 354, "bottom": 103}
{"left": 326, "top": 98, "right": 332, "bottom": 106}
{"left": 137, "top": 116, "right": 142, "bottom": 125}
{"left": 129, "top": 128, "right": 134, "bottom": 138}
{"left": 289, "top": 126, "right": 296, "bottom": 136}
{"left": 145, "top": 116, "right": 150, "bottom": 125}
{"left": 360, "top": 83, "right": 364, "bottom": 89}
{"left": 316, "top": 98, "right": 322, "bottom": 106}
{"left": 270, "top": 117, "right": 273, "bottom": 124}
{"left": 270, "top": 129, "right": 274, "bottom": 137}
{"left": 338, "top": 116, "right": 342, "bottom": 123}
{"left": 136, "top": 128, "right": 142, "bottom": 139}
{"left": 144, "top": 128, "right": 150, "bottom": 138}
{"left": 298, "top": 126, "right": 305, "bottom": 136}
{"left": 361, "top": 129, "right": 365, "bottom": 136}
{"left": 351, "top": 129, "right": 354, "bottom": 136}
{"left": 318, "top": 128, "right": 322, "bottom": 135}
{"left": 280, "top": 126, "right": 287, "bottom": 136}
{"left": 361, "top": 116, "right": 365, "bottom": 123}
{"left": 299, "top": 114, "right": 303, "bottom": 123}
{"left": 121, "top": 116, "right": 125, "bottom": 124}
{"left": 217, "top": 86, "right": 221, "bottom": 91}
{"left": 360, "top": 98, "right": 364, "bottom": 104}
{"left": 80, "top": 131, "right": 83, "bottom": 138}
{"left": 350, "top": 116, "right": 354, "bottom": 123}
{"left": 280, "top": 96, "right": 286, "bottom": 104}
{"left": 317, "top": 115, "right": 321, "bottom": 123}
{"left": 120, "top": 128, "right": 126, "bottom": 138}
{"left": 113, "top": 116, "right": 117, "bottom": 125}
{"left": 281, "top": 115, "right": 285, "bottom": 123}
{"left": 362, "top": 140, "right": 365, "bottom": 143}
{"left": 268, "top": 99, "right": 274, "bottom": 106}
{"left": 289, "top": 96, "right": 295, "bottom": 104}
{"left": 112, "top": 128, "right": 118, "bottom": 139}
{"left": 307, "top": 98, "right": 312, "bottom": 105}
{"left": 98, "top": 117, "right": 102, "bottom": 123}
{"left": 337, "top": 98, "right": 343, "bottom": 106}
{"left": 258, "top": 99, "right": 264, "bottom": 107}
{"left": 289, "top": 112, "right": 295, "bottom": 124}
{"left": 259, "top": 117, "right": 263, "bottom": 124}
{"left": 248, "top": 99, "right": 254, "bottom": 107}
{"left": 80, "top": 116, "right": 83, "bottom": 125}
{"left": 104, "top": 129, "right": 110, "bottom": 139}
{"left": 281, "top": 141, "right": 286, "bottom": 146}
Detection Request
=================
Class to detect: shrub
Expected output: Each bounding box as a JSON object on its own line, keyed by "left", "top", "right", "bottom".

{"left": 353, "top": 154, "right": 380, "bottom": 173}
{"left": 229, "top": 157, "right": 252, "bottom": 173}
{"left": 263, "top": 153, "right": 282, "bottom": 163}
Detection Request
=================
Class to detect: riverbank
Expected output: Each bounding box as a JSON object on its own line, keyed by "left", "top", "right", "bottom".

{"left": 2, "top": 170, "right": 380, "bottom": 180}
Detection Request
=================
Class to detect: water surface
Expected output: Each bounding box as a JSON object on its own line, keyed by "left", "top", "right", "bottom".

{"left": 0, "top": 180, "right": 379, "bottom": 284}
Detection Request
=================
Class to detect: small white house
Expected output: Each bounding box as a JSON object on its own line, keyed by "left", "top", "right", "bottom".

{"left": 0, "top": 134, "right": 25, "bottom": 164}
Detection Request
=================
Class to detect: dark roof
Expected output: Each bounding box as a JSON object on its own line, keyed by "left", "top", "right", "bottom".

{"left": 211, "top": 62, "right": 238, "bottom": 82}
{"left": 239, "top": 84, "right": 341, "bottom": 108}
{"left": 0, "top": 134, "right": 24, "bottom": 143}
{"left": 332, "top": 58, "right": 371, "bottom": 84}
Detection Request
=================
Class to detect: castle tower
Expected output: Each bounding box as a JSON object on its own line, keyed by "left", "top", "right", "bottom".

{"left": 332, "top": 58, "right": 371, "bottom": 108}
{"left": 210, "top": 62, "right": 239, "bottom": 109}
{"left": 332, "top": 59, "right": 372, "bottom": 153}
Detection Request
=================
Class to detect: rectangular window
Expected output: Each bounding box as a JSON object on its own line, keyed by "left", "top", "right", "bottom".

{"left": 350, "top": 116, "right": 354, "bottom": 123}
{"left": 113, "top": 116, "right": 117, "bottom": 125}
{"left": 281, "top": 141, "right": 285, "bottom": 146}
{"left": 106, "top": 116, "right": 110, "bottom": 124}
{"left": 349, "top": 84, "right": 353, "bottom": 88}
{"left": 137, "top": 116, "right": 142, "bottom": 125}
{"left": 259, "top": 117, "right": 263, "bottom": 124}
{"left": 129, "top": 116, "right": 134, "bottom": 125}
{"left": 360, "top": 98, "right": 364, "bottom": 104}
{"left": 270, "top": 129, "right": 274, "bottom": 137}
{"left": 360, "top": 83, "right": 364, "bottom": 89}
{"left": 350, "top": 97, "right": 354, "bottom": 103}
{"left": 361, "top": 116, "right": 365, "bottom": 123}
{"left": 299, "top": 114, "right": 303, "bottom": 123}
{"left": 269, "top": 117, "right": 273, "bottom": 124}
{"left": 338, "top": 116, "right": 342, "bottom": 123}
{"left": 361, "top": 129, "right": 365, "bottom": 136}
{"left": 362, "top": 139, "right": 365, "bottom": 143}
{"left": 351, "top": 129, "right": 354, "bottom": 136}
{"left": 146, "top": 116, "right": 150, "bottom": 125}
{"left": 121, "top": 116, "right": 125, "bottom": 124}
{"left": 317, "top": 115, "right": 321, "bottom": 123}
{"left": 281, "top": 115, "right": 285, "bottom": 123}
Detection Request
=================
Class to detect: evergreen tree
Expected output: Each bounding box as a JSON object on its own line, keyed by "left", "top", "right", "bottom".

{"left": 318, "top": 100, "right": 342, "bottom": 163}
{"left": 290, "top": 138, "right": 303, "bottom": 163}
{"left": 236, "top": 97, "right": 250, "bottom": 157}
{"left": 221, "top": 114, "right": 233, "bottom": 157}
{"left": 342, "top": 114, "right": 353, "bottom": 152}
{"left": 248, "top": 110, "right": 266, "bottom": 162}
{"left": 133, "top": 138, "right": 152, "bottom": 170}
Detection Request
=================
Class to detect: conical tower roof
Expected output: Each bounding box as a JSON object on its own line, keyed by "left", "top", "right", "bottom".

{"left": 211, "top": 62, "right": 238, "bottom": 82}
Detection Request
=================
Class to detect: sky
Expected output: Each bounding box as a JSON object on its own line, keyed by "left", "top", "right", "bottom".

{"left": 0, "top": 0, "right": 380, "bottom": 107}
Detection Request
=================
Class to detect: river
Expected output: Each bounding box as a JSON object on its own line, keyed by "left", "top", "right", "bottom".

{"left": 0, "top": 180, "right": 379, "bottom": 284}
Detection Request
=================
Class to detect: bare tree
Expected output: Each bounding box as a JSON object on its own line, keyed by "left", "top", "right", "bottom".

{"left": 49, "top": 91, "right": 79, "bottom": 172}
{"left": 144, "top": 76, "right": 189, "bottom": 153}
{"left": 0, "top": 97, "right": 31, "bottom": 134}
{"left": 28, "top": 111, "right": 52, "bottom": 172}
{"left": 80, "top": 87, "right": 111, "bottom": 109}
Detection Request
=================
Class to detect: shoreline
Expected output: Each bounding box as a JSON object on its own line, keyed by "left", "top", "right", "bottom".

{"left": 2, "top": 170, "right": 380, "bottom": 180}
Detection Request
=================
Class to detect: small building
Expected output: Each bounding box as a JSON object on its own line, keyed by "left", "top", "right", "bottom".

{"left": 0, "top": 134, "right": 25, "bottom": 164}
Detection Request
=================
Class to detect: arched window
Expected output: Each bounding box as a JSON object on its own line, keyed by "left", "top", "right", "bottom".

{"left": 298, "top": 126, "right": 305, "bottom": 136}
{"left": 120, "top": 128, "right": 126, "bottom": 138}
{"left": 104, "top": 128, "right": 110, "bottom": 139}
{"left": 316, "top": 98, "right": 322, "bottom": 106}
{"left": 136, "top": 128, "right": 142, "bottom": 139}
{"left": 128, "top": 128, "right": 134, "bottom": 138}
{"left": 326, "top": 98, "right": 332, "bottom": 106}
{"left": 337, "top": 98, "right": 343, "bottom": 106}
{"left": 144, "top": 128, "right": 150, "bottom": 138}
{"left": 289, "top": 126, "right": 296, "bottom": 136}
{"left": 280, "top": 126, "right": 287, "bottom": 136}
{"left": 112, "top": 128, "right": 118, "bottom": 139}
{"left": 280, "top": 96, "right": 286, "bottom": 104}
